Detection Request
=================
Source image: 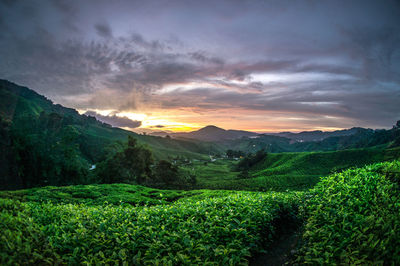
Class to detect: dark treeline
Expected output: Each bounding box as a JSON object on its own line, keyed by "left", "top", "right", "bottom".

{"left": 226, "top": 149, "right": 246, "bottom": 158}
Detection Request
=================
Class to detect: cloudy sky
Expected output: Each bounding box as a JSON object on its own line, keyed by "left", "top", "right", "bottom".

{"left": 1, "top": 0, "right": 400, "bottom": 132}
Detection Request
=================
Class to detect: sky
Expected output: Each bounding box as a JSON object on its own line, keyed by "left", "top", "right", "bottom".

{"left": 1, "top": 0, "right": 400, "bottom": 133}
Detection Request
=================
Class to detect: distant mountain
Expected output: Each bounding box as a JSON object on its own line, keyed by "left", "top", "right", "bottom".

{"left": 270, "top": 128, "right": 364, "bottom": 142}
{"left": 171, "top": 125, "right": 259, "bottom": 141}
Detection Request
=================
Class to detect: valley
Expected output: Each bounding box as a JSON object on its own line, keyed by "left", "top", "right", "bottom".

{"left": 1, "top": 80, "right": 399, "bottom": 264}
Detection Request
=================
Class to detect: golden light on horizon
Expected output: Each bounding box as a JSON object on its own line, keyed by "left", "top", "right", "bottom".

{"left": 119, "top": 111, "right": 202, "bottom": 132}
{"left": 79, "top": 108, "right": 349, "bottom": 134}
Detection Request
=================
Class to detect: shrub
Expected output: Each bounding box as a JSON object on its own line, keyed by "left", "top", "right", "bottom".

{"left": 0, "top": 191, "right": 302, "bottom": 265}
{"left": 297, "top": 161, "right": 400, "bottom": 264}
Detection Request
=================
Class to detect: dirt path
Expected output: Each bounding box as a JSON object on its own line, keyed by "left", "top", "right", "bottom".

{"left": 250, "top": 229, "right": 300, "bottom": 266}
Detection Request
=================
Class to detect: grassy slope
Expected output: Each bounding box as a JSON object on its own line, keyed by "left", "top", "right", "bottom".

{"left": 189, "top": 147, "right": 400, "bottom": 191}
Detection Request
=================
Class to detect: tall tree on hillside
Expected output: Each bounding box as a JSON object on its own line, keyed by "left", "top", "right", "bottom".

{"left": 96, "top": 136, "right": 154, "bottom": 184}
{"left": 123, "top": 136, "right": 153, "bottom": 184}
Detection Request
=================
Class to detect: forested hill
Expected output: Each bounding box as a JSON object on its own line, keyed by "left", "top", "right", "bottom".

{"left": 0, "top": 79, "right": 221, "bottom": 159}
{"left": 0, "top": 79, "right": 222, "bottom": 189}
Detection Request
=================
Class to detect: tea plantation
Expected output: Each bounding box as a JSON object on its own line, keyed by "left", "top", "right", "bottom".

{"left": 298, "top": 160, "right": 400, "bottom": 264}
{"left": 186, "top": 147, "right": 400, "bottom": 191}
{"left": 0, "top": 191, "right": 302, "bottom": 265}
{"left": 1, "top": 161, "right": 399, "bottom": 264}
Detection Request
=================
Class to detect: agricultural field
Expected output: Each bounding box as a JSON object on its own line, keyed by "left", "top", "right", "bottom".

{"left": 0, "top": 184, "right": 191, "bottom": 206}
{"left": 1, "top": 160, "right": 400, "bottom": 264}
{"left": 0, "top": 188, "right": 302, "bottom": 265}
{"left": 182, "top": 147, "right": 400, "bottom": 191}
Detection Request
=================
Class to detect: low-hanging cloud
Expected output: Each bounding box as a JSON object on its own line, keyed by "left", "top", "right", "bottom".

{"left": 85, "top": 110, "right": 142, "bottom": 128}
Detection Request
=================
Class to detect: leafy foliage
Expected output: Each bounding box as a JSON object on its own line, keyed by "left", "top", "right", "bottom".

{"left": 95, "top": 136, "right": 154, "bottom": 184}
{"left": 226, "top": 149, "right": 245, "bottom": 158}
{"left": 9, "top": 112, "right": 90, "bottom": 188}
{"left": 0, "top": 191, "right": 302, "bottom": 265}
{"left": 154, "top": 160, "right": 179, "bottom": 185}
{"left": 236, "top": 149, "right": 267, "bottom": 171}
{"left": 0, "top": 184, "right": 189, "bottom": 206}
{"left": 298, "top": 161, "right": 400, "bottom": 264}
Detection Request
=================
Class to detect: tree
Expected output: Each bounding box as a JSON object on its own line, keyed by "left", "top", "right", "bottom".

{"left": 236, "top": 149, "right": 267, "bottom": 171}
{"left": 391, "top": 120, "right": 400, "bottom": 147}
{"left": 395, "top": 120, "right": 400, "bottom": 129}
{"left": 226, "top": 149, "right": 245, "bottom": 158}
{"left": 123, "top": 136, "right": 153, "bottom": 184}
{"left": 154, "top": 160, "right": 179, "bottom": 185}
{"left": 96, "top": 136, "right": 154, "bottom": 184}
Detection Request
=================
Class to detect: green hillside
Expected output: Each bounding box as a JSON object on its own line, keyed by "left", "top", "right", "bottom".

{"left": 188, "top": 147, "right": 400, "bottom": 191}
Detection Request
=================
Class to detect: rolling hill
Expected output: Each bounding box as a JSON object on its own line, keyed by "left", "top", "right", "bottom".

{"left": 186, "top": 146, "right": 400, "bottom": 191}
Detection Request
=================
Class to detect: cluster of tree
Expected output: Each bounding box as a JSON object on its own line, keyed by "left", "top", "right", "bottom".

{"left": 95, "top": 136, "right": 196, "bottom": 189}
{"left": 226, "top": 149, "right": 245, "bottom": 158}
{"left": 391, "top": 120, "right": 400, "bottom": 147}
{"left": 236, "top": 149, "right": 267, "bottom": 172}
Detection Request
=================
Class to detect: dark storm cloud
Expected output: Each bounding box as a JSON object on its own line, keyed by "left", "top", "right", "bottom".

{"left": 128, "top": 33, "right": 165, "bottom": 51}
{"left": 0, "top": 0, "right": 399, "bottom": 129}
{"left": 0, "top": 0, "right": 17, "bottom": 7}
{"left": 94, "top": 22, "right": 113, "bottom": 38}
{"left": 189, "top": 52, "right": 224, "bottom": 65}
{"left": 85, "top": 111, "right": 142, "bottom": 128}
{"left": 156, "top": 78, "right": 400, "bottom": 127}
{"left": 339, "top": 26, "right": 400, "bottom": 83}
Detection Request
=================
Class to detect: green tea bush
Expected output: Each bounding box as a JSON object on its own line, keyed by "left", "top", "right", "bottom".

{"left": 298, "top": 161, "right": 400, "bottom": 264}
{"left": 0, "top": 199, "right": 62, "bottom": 264}
{"left": 0, "top": 184, "right": 186, "bottom": 206}
{"left": 0, "top": 191, "right": 302, "bottom": 265}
